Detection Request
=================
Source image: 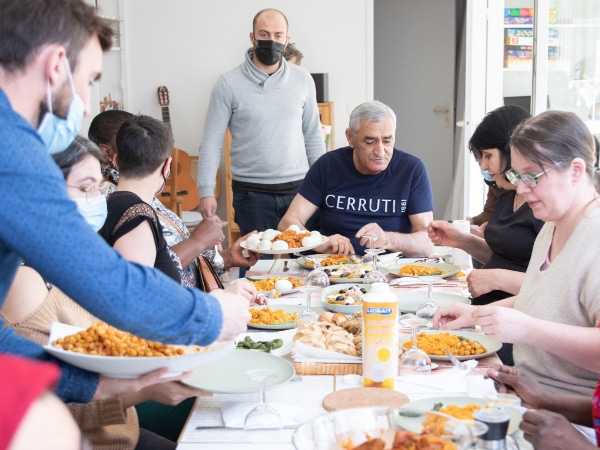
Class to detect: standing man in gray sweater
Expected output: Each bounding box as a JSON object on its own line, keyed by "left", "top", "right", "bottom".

{"left": 198, "top": 8, "right": 325, "bottom": 260}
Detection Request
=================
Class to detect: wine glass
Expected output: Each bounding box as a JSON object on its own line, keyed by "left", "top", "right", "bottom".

{"left": 398, "top": 324, "right": 432, "bottom": 376}
{"left": 361, "top": 234, "right": 387, "bottom": 284}
{"left": 297, "top": 256, "right": 330, "bottom": 324}
{"left": 244, "top": 369, "right": 283, "bottom": 441}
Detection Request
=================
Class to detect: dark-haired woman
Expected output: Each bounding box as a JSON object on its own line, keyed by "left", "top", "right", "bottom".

{"left": 427, "top": 105, "right": 544, "bottom": 365}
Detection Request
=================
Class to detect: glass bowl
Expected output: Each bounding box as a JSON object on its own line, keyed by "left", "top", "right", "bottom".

{"left": 292, "top": 406, "right": 473, "bottom": 450}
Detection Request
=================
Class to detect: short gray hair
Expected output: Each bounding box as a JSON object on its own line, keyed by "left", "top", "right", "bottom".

{"left": 348, "top": 100, "right": 397, "bottom": 134}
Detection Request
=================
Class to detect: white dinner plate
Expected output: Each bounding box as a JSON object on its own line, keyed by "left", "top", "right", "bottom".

{"left": 387, "top": 262, "right": 461, "bottom": 279}
{"left": 319, "top": 283, "right": 369, "bottom": 314}
{"left": 245, "top": 275, "right": 304, "bottom": 295}
{"left": 240, "top": 236, "right": 329, "bottom": 255}
{"left": 247, "top": 305, "right": 305, "bottom": 330}
{"left": 44, "top": 322, "right": 235, "bottom": 379}
{"left": 395, "top": 292, "right": 470, "bottom": 314}
{"left": 324, "top": 264, "right": 390, "bottom": 284}
{"left": 398, "top": 330, "right": 502, "bottom": 361}
{"left": 182, "top": 349, "right": 295, "bottom": 393}
{"left": 402, "top": 396, "right": 522, "bottom": 434}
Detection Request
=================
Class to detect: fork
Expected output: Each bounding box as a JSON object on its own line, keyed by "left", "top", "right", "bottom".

{"left": 445, "top": 348, "right": 506, "bottom": 388}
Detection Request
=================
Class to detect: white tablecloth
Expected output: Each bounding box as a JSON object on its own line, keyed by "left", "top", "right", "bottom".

{"left": 177, "top": 258, "right": 532, "bottom": 449}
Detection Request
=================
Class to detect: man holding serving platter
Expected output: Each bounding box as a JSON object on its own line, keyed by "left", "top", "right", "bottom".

{"left": 279, "top": 100, "right": 435, "bottom": 257}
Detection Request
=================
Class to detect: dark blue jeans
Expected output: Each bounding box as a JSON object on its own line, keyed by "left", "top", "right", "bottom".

{"left": 233, "top": 190, "right": 296, "bottom": 277}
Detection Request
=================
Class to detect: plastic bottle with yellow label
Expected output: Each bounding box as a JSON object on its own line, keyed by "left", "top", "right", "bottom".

{"left": 362, "top": 282, "right": 398, "bottom": 389}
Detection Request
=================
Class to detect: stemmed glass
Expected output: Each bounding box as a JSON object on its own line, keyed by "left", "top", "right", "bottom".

{"left": 297, "top": 256, "right": 330, "bottom": 324}
{"left": 419, "top": 275, "right": 444, "bottom": 303}
{"left": 243, "top": 369, "right": 283, "bottom": 440}
{"left": 415, "top": 276, "right": 443, "bottom": 324}
{"left": 361, "top": 234, "right": 387, "bottom": 284}
{"left": 398, "top": 324, "right": 432, "bottom": 376}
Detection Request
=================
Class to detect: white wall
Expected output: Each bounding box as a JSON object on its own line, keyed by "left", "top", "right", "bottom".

{"left": 115, "top": 0, "right": 373, "bottom": 156}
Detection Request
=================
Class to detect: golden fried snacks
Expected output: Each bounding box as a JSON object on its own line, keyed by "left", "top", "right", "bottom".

{"left": 52, "top": 322, "right": 191, "bottom": 357}
{"left": 398, "top": 264, "right": 447, "bottom": 276}
{"left": 306, "top": 254, "right": 356, "bottom": 267}
{"left": 249, "top": 307, "right": 298, "bottom": 325}
{"left": 248, "top": 276, "right": 304, "bottom": 296}
{"left": 402, "top": 332, "right": 487, "bottom": 356}
{"left": 342, "top": 429, "right": 457, "bottom": 450}
{"left": 437, "top": 403, "right": 483, "bottom": 420}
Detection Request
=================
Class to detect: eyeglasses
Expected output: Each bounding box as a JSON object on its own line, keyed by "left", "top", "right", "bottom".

{"left": 66, "top": 182, "right": 106, "bottom": 203}
{"left": 504, "top": 167, "right": 554, "bottom": 188}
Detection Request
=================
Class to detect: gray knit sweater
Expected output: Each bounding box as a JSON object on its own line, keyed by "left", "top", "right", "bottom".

{"left": 197, "top": 50, "right": 325, "bottom": 197}
{"left": 514, "top": 209, "right": 600, "bottom": 396}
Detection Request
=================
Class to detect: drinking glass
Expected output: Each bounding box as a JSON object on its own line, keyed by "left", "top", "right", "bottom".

{"left": 398, "top": 324, "right": 431, "bottom": 376}
{"left": 244, "top": 369, "right": 283, "bottom": 440}
{"left": 297, "top": 256, "right": 330, "bottom": 324}
{"left": 419, "top": 275, "right": 444, "bottom": 302}
{"left": 361, "top": 234, "right": 387, "bottom": 284}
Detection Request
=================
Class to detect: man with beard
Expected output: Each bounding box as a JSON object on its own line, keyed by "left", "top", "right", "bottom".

{"left": 0, "top": 0, "right": 250, "bottom": 406}
{"left": 198, "top": 8, "right": 325, "bottom": 275}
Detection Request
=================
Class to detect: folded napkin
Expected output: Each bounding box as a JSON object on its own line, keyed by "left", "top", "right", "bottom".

{"left": 221, "top": 401, "right": 305, "bottom": 428}
{"left": 377, "top": 252, "right": 402, "bottom": 266}
{"left": 398, "top": 367, "right": 470, "bottom": 394}
{"left": 466, "top": 374, "right": 498, "bottom": 398}
{"left": 397, "top": 360, "right": 480, "bottom": 394}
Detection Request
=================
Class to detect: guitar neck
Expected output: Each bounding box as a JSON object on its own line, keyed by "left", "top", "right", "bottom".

{"left": 161, "top": 106, "right": 172, "bottom": 131}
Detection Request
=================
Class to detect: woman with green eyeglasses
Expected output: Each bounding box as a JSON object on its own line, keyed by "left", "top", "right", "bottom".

{"left": 433, "top": 111, "right": 600, "bottom": 431}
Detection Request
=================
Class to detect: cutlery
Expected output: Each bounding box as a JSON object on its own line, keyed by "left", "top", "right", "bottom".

{"left": 445, "top": 349, "right": 506, "bottom": 388}
{"left": 283, "top": 260, "right": 289, "bottom": 272}
{"left": 213, "top": 245, "right": 225, "bottom": 274}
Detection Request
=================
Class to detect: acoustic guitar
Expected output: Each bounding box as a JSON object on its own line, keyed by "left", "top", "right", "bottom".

{"left": 156, "top": 86, "right": 200, "bottom": 212}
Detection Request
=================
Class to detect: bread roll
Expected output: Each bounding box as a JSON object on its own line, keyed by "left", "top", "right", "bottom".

{"left": 332, "top": 312, "right": 348, "bottom": 326}
{"left": 318, "top": 312, "right": 334, "bottom": 323}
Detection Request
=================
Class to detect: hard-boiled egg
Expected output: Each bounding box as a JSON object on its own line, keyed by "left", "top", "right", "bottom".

{"left": 262, "top": 229, "right": 280, "bottom": 241}
{"left": 275, "top": 279, "right": 293, "bottom": 291}
{"left": 287, "top": 224, "right": 301, "bottom": 232}
{"left": 245, "top": 234, "right": 261, "bottom": 249}
{"left": 257, "top": 240, "right": 272, "bottom": 250}
{"left": 271, "top": 240, "right": 289, "bottom": 250}
{"left": 310, "top": 230, "right": 322, "bottom": 240}
{"left": 302, "top": 236, "right": 319, "bottom": 247}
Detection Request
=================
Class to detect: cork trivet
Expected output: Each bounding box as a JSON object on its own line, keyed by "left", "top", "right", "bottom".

{"left": 294, "top": 362, "right": 363, "bottom": 375}
{"left": 322, "top": 387, "right": 409, "bottom": 411}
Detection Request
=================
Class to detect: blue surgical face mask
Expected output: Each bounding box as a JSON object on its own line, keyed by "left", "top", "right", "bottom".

{"left": 38, "top": 58, "right": 84, "bottom": 155}
{"left": 72, "top": 195, "right": 108, "bottom": 232}
{"left": 480, "top": 170, "right": 494, "bottom": 183}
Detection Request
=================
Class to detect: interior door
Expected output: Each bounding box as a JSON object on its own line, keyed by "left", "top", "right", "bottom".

{"left": 374, "top": 0, "right": 456, "bottom": 220}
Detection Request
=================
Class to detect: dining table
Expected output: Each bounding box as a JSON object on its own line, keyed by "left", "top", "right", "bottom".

{"left": 176, "top": 253, "right": 533, "bottom": 450}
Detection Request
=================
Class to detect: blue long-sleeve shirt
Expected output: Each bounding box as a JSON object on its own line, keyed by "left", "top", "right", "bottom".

{"left": 0, "top": 89, "right": 223, "bottom": 403}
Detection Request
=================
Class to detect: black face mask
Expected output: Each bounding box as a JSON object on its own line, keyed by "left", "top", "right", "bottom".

{"left": 254, "top": 40, "right": 285, "bottom": 66}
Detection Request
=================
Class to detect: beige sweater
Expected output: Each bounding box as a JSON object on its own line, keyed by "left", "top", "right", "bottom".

{"left": 514, "top": 209, "right": 600, "bottom": 396}
{"left": 1, "top": 286, "right": 139, "bottom": 450}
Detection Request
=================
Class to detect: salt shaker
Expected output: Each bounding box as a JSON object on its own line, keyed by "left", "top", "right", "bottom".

{"left": 473, "top": 408, "right": 510, "bottom": 449}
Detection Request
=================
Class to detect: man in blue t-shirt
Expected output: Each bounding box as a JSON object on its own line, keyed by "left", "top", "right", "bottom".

{"left": 279, "top": 100, "right": 435, "bottom": 256}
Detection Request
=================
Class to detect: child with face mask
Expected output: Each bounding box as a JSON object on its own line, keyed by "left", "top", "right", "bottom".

{"left": 1, "top": 136, "right": 204, "bottom": 450}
